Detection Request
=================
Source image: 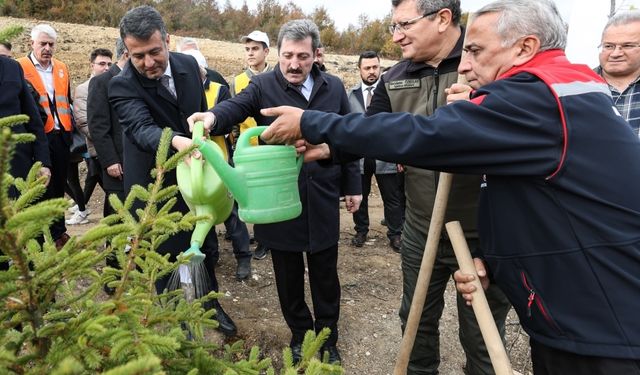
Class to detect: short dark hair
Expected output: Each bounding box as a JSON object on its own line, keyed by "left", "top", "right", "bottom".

{"left": 90, "top": 48, "right": 113, "bottom": 62}
{"left": 119, "top": 5, "right": 167, "bottom": 42}
{"left": 358, "top": 51, "right": 379, "bottom": 67}
{"left": 391, "top": 0, "right": 462, "bottom": 25}
{"left": 0, "top": 41, "right": 11, "bottom": 51}
{"left": 115, "top": 38, "right": 126, "bottom": 59}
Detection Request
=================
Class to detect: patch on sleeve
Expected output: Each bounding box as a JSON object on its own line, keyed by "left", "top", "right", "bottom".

{"left": 388, "top": 79, "right": 421, "bottom": 90}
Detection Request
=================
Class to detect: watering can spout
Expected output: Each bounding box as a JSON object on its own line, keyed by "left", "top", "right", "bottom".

{"left": 196, "top": 136, "right": 247, "bottom": 207}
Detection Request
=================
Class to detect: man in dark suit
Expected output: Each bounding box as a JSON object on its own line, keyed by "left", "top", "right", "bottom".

{"left": 87, "top": 38, "right": 127, "bottom": 295}
{"left": 87, "top": 38, "right": 126, "bottom": 215}
{"left": 188, "top": 19, "right": 362, "bottom": 364}
{"left": 107, "top": 5, "right": 236, "bottom": 336}
{"left": 347, "top": 51, "right": 403, "bottom": 252}
{"left": 0, "top": 55, "right": 51, "bottom": 270}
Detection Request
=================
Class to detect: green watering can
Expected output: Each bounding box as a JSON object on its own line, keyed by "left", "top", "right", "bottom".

{"left": 196, "top": 125, "right": 303, "bottom": 224}
{"left": 176, "top": 122, "right": 234, "bottom": 264}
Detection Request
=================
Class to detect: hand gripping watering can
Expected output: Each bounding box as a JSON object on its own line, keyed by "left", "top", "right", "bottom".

{"left": 176, "top": 122, "right": 234, "bottom": 264}
{"left": 196, "top": 125, "right": 303, "bottom": 224}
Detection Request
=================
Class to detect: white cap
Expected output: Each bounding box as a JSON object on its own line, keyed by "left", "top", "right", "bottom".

{"left": 240, "top": 30, "right": 270, "bottom": 48}
{"left": 180, "top": 49, "right": 208, "bottom": 69}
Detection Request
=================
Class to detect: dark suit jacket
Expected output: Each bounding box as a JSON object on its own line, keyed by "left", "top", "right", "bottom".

{"left": 108, "top": 52, "right": 208, "bottom": 257}
{"left": 87, "top": 63, "right": 124, "bottom": 192}
{"left": 0, "top": 57, "right": 51, "bottom": 183}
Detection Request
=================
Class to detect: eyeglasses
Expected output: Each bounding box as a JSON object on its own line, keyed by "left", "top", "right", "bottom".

{"left": 92, "top": 61, "right": 113, "bottom": 67}
{"left": 388, "top": 9, "right": 440, "bottom": 35}
{"left": 599, "top": 43, "right": 640, "bottom": 52}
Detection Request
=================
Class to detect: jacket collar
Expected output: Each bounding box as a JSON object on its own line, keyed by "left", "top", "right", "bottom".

{"left": 274, "top": 63, "right": 328, "bottom": 99}
{"left": 133, "top": 52, "right": 187, "bottom": 105}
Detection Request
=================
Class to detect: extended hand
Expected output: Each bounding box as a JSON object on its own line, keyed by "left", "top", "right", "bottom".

{"left": 293, "top": 139, "right": 331, "bottom": 162}
{"left": 344, "top": 194, "right": 362, "bottom": 213}
{"left": 186, "top": 111, "right": 215, "bottom": 134}
{"left": 38, "top": 166, "right": 51, "bottom": 187}
{"left": 453, "top": 258, "right": 490, "bottom": 306}
{"left": 445, "top": 83, "right": 473, "bottom": 104}
{"left": 106, "top": 163, "right": 123, "bottom": 180}
{"left": 260, "top": 106, "right": 304, "bottom": 144}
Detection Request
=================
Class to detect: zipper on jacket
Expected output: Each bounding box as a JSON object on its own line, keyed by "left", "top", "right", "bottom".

{"left": 431, "top": 68, "right": 440, "bottom": 114}
{"left": 520, "top": 271, "right": 564, "bottom": 335}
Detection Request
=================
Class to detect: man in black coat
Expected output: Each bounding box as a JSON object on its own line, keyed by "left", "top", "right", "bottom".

{"left": 188, "top": 19, "right": 362, "bottom": 364}
{"left": 107, "top": 5, "right": 236, "bottom": 336}
{"left": 87, "top": 38, "right": 126, "bottom": 215}
{"left": 0, "top": 55, "right": 52, "bottom": 270}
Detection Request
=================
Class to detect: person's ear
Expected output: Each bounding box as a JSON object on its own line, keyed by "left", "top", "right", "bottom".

{"left": 513, "top": 35, "right": 540, "bottom": 65}
{"left": 436, "top": 8, "right": 453, "bottom": 32}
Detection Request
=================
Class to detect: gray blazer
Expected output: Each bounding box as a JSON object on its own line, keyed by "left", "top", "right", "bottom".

{"left": 348, "top": 83, "right": 397, "bottom": 175}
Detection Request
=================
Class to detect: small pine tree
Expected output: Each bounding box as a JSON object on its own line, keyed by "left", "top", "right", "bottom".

{"left": 0, "top": 114, "right": 343, "bottom": 374}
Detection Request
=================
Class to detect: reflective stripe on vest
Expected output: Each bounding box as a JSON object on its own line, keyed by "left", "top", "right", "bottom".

{"left": 17, "top": 57, "right": 73, "bottom": 133}
{"left": 204, "top": 81, "right": 230, "bottom": 162}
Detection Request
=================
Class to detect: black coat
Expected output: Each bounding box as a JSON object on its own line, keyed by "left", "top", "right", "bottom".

{"left": 206, "top": 68, "right": 229, "bottom": 88}
{"left": 87, "top": 63, "right": 124, "bottom": 192}
{"left": 108, "top": 52, "right": 208, "bottom": 257}
{"left": 211, "top": 65, "right": 361, "bottom": 252}
{"left": 0, "top": 57, "right": 51, "bottom": 183}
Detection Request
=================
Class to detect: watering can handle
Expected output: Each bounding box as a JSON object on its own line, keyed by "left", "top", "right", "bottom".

{"left": 191, "top": 122, "right": 205, "bottom": 200}
{"left": 193, "top": 121, "right": 205, "bottom": 140}
{"left": 236, "top": 126, "right": 267, "bottom": 151}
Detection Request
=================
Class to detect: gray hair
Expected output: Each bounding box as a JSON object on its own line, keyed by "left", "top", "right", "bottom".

{"left": 277, "top": 19, "right": 321, "bottom": 53}
{"left": 475, "top": 0, "right": 567, "bottom": 51}
{"left": 391, "top": 0, "right": 462, "bottom": 25}
{"left": 119, "top": 5, "right": 167, "bottom": 42}
{"left": 177, "top": 37, "right": 199, "bottom": 51}
{"left": 115, "top": 38, "right": 126, "bottom": 59}
{"left": 602, "top": 10, "right": 640, "bottom": 40}
{"left": 31, "top": 24, "right": 57, "bottom": 41}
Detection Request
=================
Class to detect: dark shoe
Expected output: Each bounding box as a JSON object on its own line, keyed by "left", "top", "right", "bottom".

{"left": 213, "top": 302, "right": 237, "bottom": 337}
{"left": 54, "top": 233, "right": 70, "bottom": 250}
{"left": 253, "top": 243, "right": 269, "bottom": 260}
{"left": 320, "top": 345, "right": 341, "bottom": 364}
{"left": 235, "top": 257, "right": 251, "bottom": 280}
{"left": 351, "top": 232, "right": 367, "bottom": 247}
{"left": 380, "top": 218, "right": 387, "bottom": 226}
{"left": 389, "top": 236, "right": 402, "bottom": 253}
{"left": 290, "top": 342, "right": 302, "bottom": 364}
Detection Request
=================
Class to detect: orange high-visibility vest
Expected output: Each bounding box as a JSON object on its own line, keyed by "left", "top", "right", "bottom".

{"left": 18, "top": 56, "right": 73, "bottom": 133}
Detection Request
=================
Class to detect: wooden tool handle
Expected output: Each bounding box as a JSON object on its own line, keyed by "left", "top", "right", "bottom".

{"left": 393, "top": 172, "right": 453, "bottom": 374}
{"left": 445, "top": 221, "right": 514, "bottom": 375}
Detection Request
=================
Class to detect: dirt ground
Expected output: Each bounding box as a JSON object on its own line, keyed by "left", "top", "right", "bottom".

{"left": 1, "top": 16, "right": 533, "bottom": 374}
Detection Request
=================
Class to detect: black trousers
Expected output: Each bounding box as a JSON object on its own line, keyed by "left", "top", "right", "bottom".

{"left": 271, "top": 245, "right": 340, "bottom": 346}
{"left": 353, "top": 158, "right": 403, "bottom": 239}
{"left": 222, "top": 203, "right": 251, "bottom": 260}
{"left": 44, "top": 131, "right": 70, "bottom": 240}
{"left": 530, "top": 338, "right": 640, "bottom": 374}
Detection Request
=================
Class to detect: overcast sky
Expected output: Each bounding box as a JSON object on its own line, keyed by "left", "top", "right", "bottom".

{"left": 226, "top": 0, "right": 640, "bottom": 66}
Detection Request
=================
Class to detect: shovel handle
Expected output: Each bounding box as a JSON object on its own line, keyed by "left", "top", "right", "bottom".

{"left": 394, "top": 172, "right": 453, "bottom": 374}
{"left": 445, "top": 221, "right": 514, "bottom": 375}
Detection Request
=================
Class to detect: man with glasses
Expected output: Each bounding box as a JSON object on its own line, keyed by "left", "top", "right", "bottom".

{"left": 596, "top": 10, "right": 640, "bottom": 136}
{"left": 366, "top": 1, "right": 510, "bottom": 374}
